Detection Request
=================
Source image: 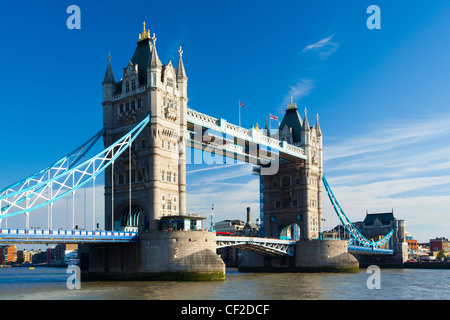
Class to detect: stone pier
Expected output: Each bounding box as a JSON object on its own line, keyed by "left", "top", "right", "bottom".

{"left": 80, "top": 231, "right": 225, "bottom": 281}
{"left": 238, "top": 240, "right": 359, "bottom": 273}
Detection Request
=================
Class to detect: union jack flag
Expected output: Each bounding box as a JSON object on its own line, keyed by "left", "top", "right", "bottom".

{"left": 239, "top": 101, "right": 247, "bottom": 110}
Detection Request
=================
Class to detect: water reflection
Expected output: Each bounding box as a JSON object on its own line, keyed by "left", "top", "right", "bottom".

{"left": 0, "top": 267, "right": 449, "bottom": 300}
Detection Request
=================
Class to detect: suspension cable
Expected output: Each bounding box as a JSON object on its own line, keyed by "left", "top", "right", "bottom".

{"left": 129, "top": 143, "right": 132, "bottom": 229}
{"left": 93, "top": 176, "right": 96, "bottom": 230}
{"left": 112, "top": 161, "right": 114, "bottom": 231}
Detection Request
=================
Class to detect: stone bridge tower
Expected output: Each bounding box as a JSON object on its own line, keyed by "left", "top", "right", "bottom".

{"left": 102, "top": 23, "right": 188, "bottom": 231}
{"left": 261, "top": 98, "right": 323, "bottom": 241}
{"left": 354, "top": 211, "right": 409, "bottom": 265}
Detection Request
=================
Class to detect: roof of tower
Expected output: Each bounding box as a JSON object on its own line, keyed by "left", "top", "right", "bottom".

{"left": 279, "top": 97, "right": 303, "bottom": 143}
{"left": 363, "top": 212, "right": 395, "bottom": 226}
{"left": 130, "top": 37, "right": 152, "bottom": 84}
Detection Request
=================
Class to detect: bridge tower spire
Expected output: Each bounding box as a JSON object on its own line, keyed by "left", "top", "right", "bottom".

{"left": 102, "top": 22, "right": 189, "bottom": 232}
{"left": 261, "top": 99, "right": 323, "bottom": 241}
{"left": 102, "top": 52, "right": 116, "bottom": 102}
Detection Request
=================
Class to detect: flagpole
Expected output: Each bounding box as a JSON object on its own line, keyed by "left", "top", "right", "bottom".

{"left": 269, "top": 115, "right": 271, "bottom": 137}
{"left": 239, "top": 101, "right": 241, "bottom": 127}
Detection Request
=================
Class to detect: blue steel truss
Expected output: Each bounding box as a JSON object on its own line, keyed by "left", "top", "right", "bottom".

{"left": 322, "top": 174, "right": 394, "bottom": 248}
{"left": 0, "top": 114, "right": 150, "bottom": 220}
{"left": 0, "top": 126, "right": 105, "bottom": 200}
{"left": 216, "top": 236, "right": 296, "bottom": 256}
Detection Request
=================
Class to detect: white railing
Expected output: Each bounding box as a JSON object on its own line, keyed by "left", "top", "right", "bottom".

{"left": 0, "top": 228, "right": 138, "bottom": 243}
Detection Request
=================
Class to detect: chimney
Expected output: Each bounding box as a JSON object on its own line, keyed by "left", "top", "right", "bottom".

{"left": 246, "top": 207, "right": 251, "bottom": 225}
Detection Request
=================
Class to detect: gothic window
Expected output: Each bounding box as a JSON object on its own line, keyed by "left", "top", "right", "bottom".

{"left": 275, "top": 201, "right": 281, "bottom": 209}
{"left": 167, "top": 78, "right": 173, "bottom": 87}
{"left": 282, "top": 176, "right": 291, "bottom": 187}
{"left": 167, "top": 200, "right": 172, "bottom": 211}
{"left": 167, "top": 141, "right": 171, "bottom": 150}
{"left": 138, "top": 98, "right": 142, "bottom": 109}
{"left": 131, "top": 100, "right": 135, "bottom": 110}
{"left": 141, "top": 138, "right": 147, "bottom": 149}
{"left": 163, "top": 96, "right": 166, "bottom": 106}
{"left": 126, "top": 81, "right": 130, "bottom": 93}
{"left": 161, "top": 171, "right": 165, "bottom": 181}
{"left": 137, "top": 171, "right": 143, "bottom": 182}
{"left": 119, "top": 104, "right": 124, "bottom": 113}
{"left": 296, "top": 178, "right": 300, "bottom": 185}
{"left": 167, "top": 172, "right": 172, "bottom": 182}
{"left": 152, "top": 73, "right": 156, "bottom": 86}
{"left": 126, "top": 102, "right": 130, "bottom": 111}
{"left": 131, "top": 79, "right": 136, "bottom": 91}
{"left": 161, "top": 139, "right": 165, "bottom": 149}
{"left": 173, "top": 173, "right": 177, "bottom": 183}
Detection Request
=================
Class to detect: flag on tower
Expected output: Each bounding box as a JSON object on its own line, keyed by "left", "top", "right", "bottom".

{"left": 270, "top": 114, "right": 278, "bottom": 121}
{"left": 239, "top": 101, "right": 247, "bottom": 110}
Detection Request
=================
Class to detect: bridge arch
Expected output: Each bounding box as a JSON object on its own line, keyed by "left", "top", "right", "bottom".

{"left": 277, "top": 223, "right": 301, "bottom": 240}
{"left": 266, "top": 211, "right": 306, "bottom": 240}
{"left": 118, "top": 203, "right": 145, "bottom": 231}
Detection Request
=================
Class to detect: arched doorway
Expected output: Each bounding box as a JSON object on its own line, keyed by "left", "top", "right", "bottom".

{"left": 120, "top": 205, "right": 144, "bottom": 231}
{"left": 277, "top": 223, "right": 301, "bottom": 240}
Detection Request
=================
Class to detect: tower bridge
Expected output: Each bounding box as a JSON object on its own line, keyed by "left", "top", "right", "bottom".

{"left": 0, "top": 22, "right": 407, "bottom": 279}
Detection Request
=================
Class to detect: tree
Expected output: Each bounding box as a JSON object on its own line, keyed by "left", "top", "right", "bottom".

{"left": 437, "top": 249, "right": 445, "bottom": 260}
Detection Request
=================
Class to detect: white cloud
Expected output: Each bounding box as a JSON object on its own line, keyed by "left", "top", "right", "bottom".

{"left": 325, "top": 115, "right": 450, "bottom": 161}
{"left": 323, "top": 114, "right": 450, "bottom": 242}
{"left": 187, "top": 162, "right": 248, "bottom": 175}
{"left": 302, "top": 35, "right": 339, "bottom": 59}
{"left": 186, "top": 162, "right": 260, "bottom": 222}
{"left": 187, "top": 178, "right": 260, "bottom": 223}
{"left": 279, "top": 79, "right": 314, "bottom": 113}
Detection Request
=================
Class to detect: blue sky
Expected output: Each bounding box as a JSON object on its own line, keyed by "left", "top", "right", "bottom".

{"left": 0, "top": 1, "right": 450, "bottom": 242}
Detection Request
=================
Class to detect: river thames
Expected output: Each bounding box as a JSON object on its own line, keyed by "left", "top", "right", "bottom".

{"left": 0, "top": 267, "right": 448, "bottom": 300}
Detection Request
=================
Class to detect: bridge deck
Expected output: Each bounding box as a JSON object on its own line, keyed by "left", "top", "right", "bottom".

{"left": 0, "top": 228, "right": 394, "bottom": 256}
{"left": 0, "top": 228, "right": 139, "bottom": 244}
{"left": 216, "top": 236, "right": 297, "bottom": 256}
{"left": 348, "top": 245, "right": 393, "bottom": 255}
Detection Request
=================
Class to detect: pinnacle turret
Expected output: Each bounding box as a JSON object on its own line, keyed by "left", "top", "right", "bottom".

{"left": 176, "top": 46, "right": 187, "bottom": 80}
{"left": 315, "top": 114, "right": 322, "bottom": 136}
{"left": 302, "top": 108, "right": 310, "bottom": 131}
{"left": 149, "top": 37, "right": 162, "bottom": 69}
{"left": 103, "top": 52, "right": 115, "bottom": 84}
